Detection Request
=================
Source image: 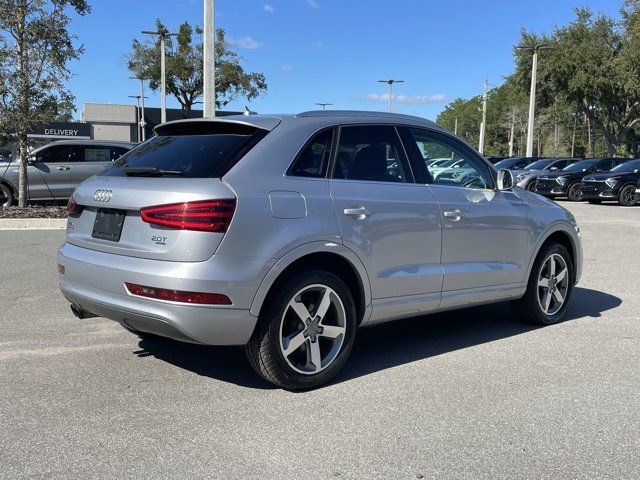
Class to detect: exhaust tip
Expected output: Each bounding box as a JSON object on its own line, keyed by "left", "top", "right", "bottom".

{"left": 70, "top": 304, "right": 96, "bottom": 320}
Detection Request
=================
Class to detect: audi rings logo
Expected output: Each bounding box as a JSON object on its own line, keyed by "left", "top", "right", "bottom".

{"left": 93, "top": 189, "right": 112, "bottom": 202}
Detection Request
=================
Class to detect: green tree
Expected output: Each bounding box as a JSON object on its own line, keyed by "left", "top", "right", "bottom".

{"left": 0, "top": 0, "right": 90, "bottom": 207}
{"left": 513, "top": 7, "right": 640, "bottom": 156}
{"left": 127, "top": 21, "right": 267, "bottom": 118}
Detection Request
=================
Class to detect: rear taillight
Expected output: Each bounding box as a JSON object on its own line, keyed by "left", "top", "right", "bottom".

{"left": 140, "top": 199, "right": 236, "bottom": 232}
{"left": 125, "top": 283, "right": 232, "bottom": 305}
{"left": 66, "top": 195, "right": 83, "bottom": 216}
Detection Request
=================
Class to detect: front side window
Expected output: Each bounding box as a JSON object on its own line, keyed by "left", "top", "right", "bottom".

{"left": 289, "top": 129, "right": 333, "bottom": 178}
{"left": 332, "top": 126, "right": 410, "bottom": 183}
{"left": 111, "top": 147, "right": 130, "bottom": 161}
{"left": 401, "top": 127, "right": 494, "bottom": 189}
{"left": 35, "top": 145, "right": 71, "bottom": 163}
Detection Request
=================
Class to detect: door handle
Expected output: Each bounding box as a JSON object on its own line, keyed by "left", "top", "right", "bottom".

{"left": 56, "top": 166, "right": 70, "bottom": 171}
{"left": 343, "top": 206, "right": 371, "bottom": 220}
{"left": 443, "top": 209, "right": 462, "bottom": 221}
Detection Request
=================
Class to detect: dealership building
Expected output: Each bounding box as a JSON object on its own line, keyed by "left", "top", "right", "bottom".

{"left": 12, "top": 102, "right": 241, "bottom": 153}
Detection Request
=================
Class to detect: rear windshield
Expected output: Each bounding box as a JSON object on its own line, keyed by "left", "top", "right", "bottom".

{"left": 104, "top": 127, "right": 265, "bottom": 178}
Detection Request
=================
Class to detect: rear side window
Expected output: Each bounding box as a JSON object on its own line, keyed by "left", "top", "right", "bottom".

{"left": 104, "top": 124, "right": 266, "bottom": 178}
{"left": 288, "top": 129, "right": 334, "bottom": 178}
{"left": 333, "top": 126, "right": 410, "bottom": 183}
{"left": 83, "top": 147, "right": 111, "bottom": 162}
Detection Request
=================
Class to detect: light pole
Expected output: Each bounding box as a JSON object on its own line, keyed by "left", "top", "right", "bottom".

{"left": 203, "top": 0, "right": 215, "bottom": 117}
{"left": 128, "top": 95, "right": 146, "bottom": 142}
{"left": 142, "top": 28, "right": 178, "bottom": 124}
{"left": 478, "top": 79, "right": 488, "bottom": 154}
{"left": 315, "top": 103, "right": 333, "bottom": 110}
{"left": 130, "top": 77, "right": 148, "bottom": 141}
{"left": 517, "top": 43, "right": 554, "bottom": 157}
{"left": 377, "top": 79, "right": 404, "bottom": 112}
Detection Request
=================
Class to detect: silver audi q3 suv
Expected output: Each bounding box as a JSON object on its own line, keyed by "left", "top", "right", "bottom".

{"left": 58, "top": 111, "right": 583, "bottom": 390}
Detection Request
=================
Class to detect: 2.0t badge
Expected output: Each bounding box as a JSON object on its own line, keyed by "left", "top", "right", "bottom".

{"left": 93, "top": 189, "right": 112, "bottom": 202}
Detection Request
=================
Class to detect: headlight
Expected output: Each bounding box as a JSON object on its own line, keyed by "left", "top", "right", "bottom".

{"left": 605, "top": 177, "right": 619, "bottom": 189}
{"left": 556, "top": 176, "right": 568, "bottom": 186}
{"left": 516, "top": 174, "right": 526, "bottom": 183}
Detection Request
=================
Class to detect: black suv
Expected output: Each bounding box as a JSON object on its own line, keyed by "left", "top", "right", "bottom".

{"left": 534, "top": 158, "right": 630, "bottom": 201}
{"left": 581, "top": 159, "right": 640, "bottom": 206}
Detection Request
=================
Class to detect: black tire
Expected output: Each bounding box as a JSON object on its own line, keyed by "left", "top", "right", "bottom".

{"left": 618, "top": 184, "right": 638, "bottom": 206}
{"left": 245, "top": 270, "right": 357, "bottom": 390}
{"left": 567, "top": 182, "right": 583, "bottom": 201}
{"left": 587, "top": 200, "right": 602, "bottom": 204}
{"left": 526, "top": 181, "right": 537, "bottom": 192}
{"left": 511, "top": 242, "right": 574, "bottom": 325}
{"left": 0, "top": 183, "right": 15, "bottom": 208}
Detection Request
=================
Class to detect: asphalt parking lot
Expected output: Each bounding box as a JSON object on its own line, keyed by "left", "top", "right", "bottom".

{"left": 0, "top": 201, "right": 638, "bottom": 479}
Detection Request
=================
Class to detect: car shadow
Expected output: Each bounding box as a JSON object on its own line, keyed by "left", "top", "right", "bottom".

{"left": 133, "top": 287, "right": 621, "bottom": 390}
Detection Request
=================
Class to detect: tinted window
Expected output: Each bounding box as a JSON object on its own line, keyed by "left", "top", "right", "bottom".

{"left": 402, "top": 127, "right": 494, "bottom": 189}
{"left": 35, "top": 145, "right": 71, "bottom": 163}
{"left": 333, "top": 126, "right": 410, "bottom": 183}
{"left": 105, "top": 133, "right": 260, "bottom": 178}
{"left": 550, "top": 160, "right": 570, "bottom": 169}
{"left": 524, "top": 160, "right": 551, "bottom": 170}
{"left": 594, "top": 159, "right": 613, "bottom": 172}
{"left": 289, "top": 129, "right": 333, "bottom": 178}
{"left": 83, "top": 147, "right": 111, "bottom": 162}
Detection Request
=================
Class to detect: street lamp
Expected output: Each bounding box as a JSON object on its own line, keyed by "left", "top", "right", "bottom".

{"left": 377, "top": 79, "right": 404, "bottom": 112}
{"left": 517, "top": 43, "right": 554, "bottom": 157}
{"left": 315, "top": 103, "right": 333, "bottom": 110}
{"left": 203, "top": 0, "right": 216, "bottom": 117}
{"left": 130, "top": 77, "right": 148, "bottom": 141}
{"left": 142, "top": 28, "right": 178, "bottom": 124}
{"left": 128, "top": 95, "right": 148, "bottom": 142}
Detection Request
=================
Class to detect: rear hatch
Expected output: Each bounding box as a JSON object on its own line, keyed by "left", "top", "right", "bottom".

{"left": 65, "top": 119, "right": 273, "bottom": 262}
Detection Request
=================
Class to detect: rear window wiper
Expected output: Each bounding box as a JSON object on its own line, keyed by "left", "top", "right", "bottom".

{"left": 122, "top": 166, "right": 183, "bottom": 176}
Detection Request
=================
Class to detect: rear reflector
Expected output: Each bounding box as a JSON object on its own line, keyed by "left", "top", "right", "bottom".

{"left": 125, "top": 282, "right": 232, "bottom": 305}
{"left": 57, "top": 264, "right": 65, "bottom": 275}
{"left": 140, "top": 199, "right": 236, "bottom": 232}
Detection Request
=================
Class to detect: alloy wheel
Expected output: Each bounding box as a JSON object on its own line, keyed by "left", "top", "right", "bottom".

{"left": 278, "top": 284, "right": 347, "bottom": 375}
{"left": 620, "top": 185, "right": 637, "bottom": 206}
{"left": 568, "top": 183, "right": 583, "bottom": 201}
{"left": 537, "top": 253, "right": 570, "bottom": 316}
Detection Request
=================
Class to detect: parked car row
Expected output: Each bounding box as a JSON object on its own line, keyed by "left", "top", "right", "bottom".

{"left": 492, "top": 155, "right": 639, "bottom": 206}
{"left": 0, "top": 140, "right": 136, "bottom": 208}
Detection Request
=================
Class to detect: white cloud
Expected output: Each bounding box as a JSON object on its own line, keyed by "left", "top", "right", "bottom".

{"left": 230, "top": 36, "right": 263, "bottom": 50}
{"left": 281, "top": 64, "right": 293, "bottom": 71}
{"left": 264, "top": 4, "right": 275, "bottom": 13}
{"left": 364, "top": 93, "right": 447, "bottom": 104}
{"left": 307, "top": 0, "right": 320, "bottom": 9}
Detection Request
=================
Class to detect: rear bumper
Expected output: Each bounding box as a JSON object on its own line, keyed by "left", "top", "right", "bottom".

{"left": 57, "top": 242, "right": 276, "bottom": 345}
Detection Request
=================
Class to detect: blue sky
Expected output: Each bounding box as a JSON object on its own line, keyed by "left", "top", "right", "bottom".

{"left": 67, "top": 0, "right": 621, "bottom": 121}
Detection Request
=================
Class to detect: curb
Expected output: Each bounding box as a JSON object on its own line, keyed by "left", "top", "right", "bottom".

{"left": 0, "top": 218, "right": 67, "bottom": 230}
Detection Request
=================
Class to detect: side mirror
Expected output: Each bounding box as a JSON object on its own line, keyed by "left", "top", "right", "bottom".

{"left": 27, "top": 155, "right": 37, "bottom": 165}
{"left": 496, "top": 168, "right": 514, "bottom": 191}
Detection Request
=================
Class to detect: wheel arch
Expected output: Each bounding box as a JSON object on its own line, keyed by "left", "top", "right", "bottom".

{"left": 527, "top": 225, "right": 581, "bottom": 286}
{"left": 250, "top": 242, "right": 372, "bottom": 325}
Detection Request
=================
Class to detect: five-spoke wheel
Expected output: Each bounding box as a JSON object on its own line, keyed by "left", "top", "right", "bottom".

{"left": 511, "top": 242, "right": 574, "bottom": 325}
{"left": 279, "top": 284, "right": 346, "bottom": 375}
{"left": 537, "top": 254, "right": 569, "bottom": 316}
{"left": 245, "top": 270, "right": 356, "bottom": 390}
